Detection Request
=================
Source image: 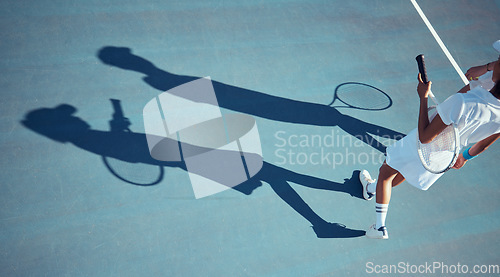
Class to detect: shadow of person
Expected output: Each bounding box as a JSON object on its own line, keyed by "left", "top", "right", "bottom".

{"left": 236, "top": 166, "right": 366, "bottom": 238}
{"left": 21, "top": 103, "right": 365, "bottom": 238}
{"left": 20, "top": 104, "right": 185, "bottom": 169}
{"left": 97, "top": 46, "right": 405, "bottom": 153}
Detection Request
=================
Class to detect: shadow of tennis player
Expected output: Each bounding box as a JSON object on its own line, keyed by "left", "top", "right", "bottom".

{"left": 97, "top": 46, "right": 404, "bottom": 153}
{"left": 21, "top": 103, "right": 365, "bottom": 238}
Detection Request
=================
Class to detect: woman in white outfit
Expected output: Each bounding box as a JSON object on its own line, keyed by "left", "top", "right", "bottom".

{"left": 360, "top": 40, "right": 500, "bottom": 239}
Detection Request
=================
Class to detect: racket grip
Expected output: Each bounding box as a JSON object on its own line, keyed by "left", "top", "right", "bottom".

{"left": 428, "top": 90, "right": 439, "bottom": 105}
{"left": 416, "top": 54, "right": 429, "bottom": 84}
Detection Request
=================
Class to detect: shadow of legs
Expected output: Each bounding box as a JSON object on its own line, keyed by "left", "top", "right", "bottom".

{"left": 248, "top": 163, "right": 366, "bottom": 238}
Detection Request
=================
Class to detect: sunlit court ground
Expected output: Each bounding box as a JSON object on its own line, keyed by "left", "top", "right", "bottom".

{"left": 1, "top": 0, "right": 500, "bottom": 276}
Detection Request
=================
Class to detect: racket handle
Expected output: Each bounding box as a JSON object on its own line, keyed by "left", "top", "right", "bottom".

{"left": 416, "top": 54, "right": 439, "bottom": 104}
{"left": 415, "top": 54, "right": 428, "bottom": 84}
{"left": 428, "top": 90, "right": 439, "bottom": 105}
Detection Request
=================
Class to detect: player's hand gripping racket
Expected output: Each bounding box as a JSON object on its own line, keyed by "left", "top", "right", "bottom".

{"left": 415, "top": 54, "right": 460, "bottom": 174}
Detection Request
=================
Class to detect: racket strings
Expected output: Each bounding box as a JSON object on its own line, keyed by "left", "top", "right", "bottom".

{"left": 419, "top": 125, "right": 457, "bottom": 171}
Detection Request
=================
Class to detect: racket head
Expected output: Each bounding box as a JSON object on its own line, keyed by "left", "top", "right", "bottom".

{"left": 417, "top": 107, "right": 460, "bottom": 173}
{"left": 328, "top": 82, "right": 392, "bottom": 111}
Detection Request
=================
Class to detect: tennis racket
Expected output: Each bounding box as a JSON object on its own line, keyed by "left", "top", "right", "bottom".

{"left": 328, "top": 82, "right": 392, "bottom": 111}
{"left": 415, "top": 54, "right": 460, "bottom": 174}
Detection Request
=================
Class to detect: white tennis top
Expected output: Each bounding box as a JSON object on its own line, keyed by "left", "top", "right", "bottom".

{"left": 470, "top": 71, "right": 495, "bottom": 91}
{"left": 386, "top": 86, "right": 500, "bottom": 190}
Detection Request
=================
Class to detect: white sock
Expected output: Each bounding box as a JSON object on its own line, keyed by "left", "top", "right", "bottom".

{"left": 375, "top": 203, "right": 389, "bottom": 229}
{"left": 367, "top": 181, "right": 377, "bottom": 194}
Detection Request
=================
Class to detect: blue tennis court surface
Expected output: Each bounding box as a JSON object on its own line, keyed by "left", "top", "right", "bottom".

{"left": 2, "top": 0, "right": 500, "bottom": 276}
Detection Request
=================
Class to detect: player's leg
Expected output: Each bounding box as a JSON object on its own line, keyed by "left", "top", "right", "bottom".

{"left": 375, "top": 162, "right": 399, "bottom": 204}
{"left": 366, "top": 162, "right": 399, "bottom": 239}
{"left": 391, "top": 172, "right": 405, "bottom": 187}
{"left": 360, "top": 164, "right": 404, "bottom": 200}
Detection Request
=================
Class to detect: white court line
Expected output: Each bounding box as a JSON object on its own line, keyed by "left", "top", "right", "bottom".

{"left": 411, "top": 0, "right": 469, "bottom": 85}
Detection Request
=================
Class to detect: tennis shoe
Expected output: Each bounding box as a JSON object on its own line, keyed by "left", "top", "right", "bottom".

{"left": 359, "top": 170, "right": 376, "bottom": 200}
{"left": 366, "top": 224, "right": 388, "bottom": 239}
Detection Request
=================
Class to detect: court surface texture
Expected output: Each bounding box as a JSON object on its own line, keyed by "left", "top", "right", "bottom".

{"left": 1, "top": 0, "right": 500, "bottom": 276}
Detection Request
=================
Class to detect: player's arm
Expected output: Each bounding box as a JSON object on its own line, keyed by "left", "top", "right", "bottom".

{"left": 416, "top": 74, "right": 448, "bottom": 144}
{"left": 453, "top": 133, "right": 500, "bottom": 169}
{"left": 458, "top": 60, "right": 499, "bottom": 93}
{"left": 464, "top": 60, "right": 498, "bottom": 81}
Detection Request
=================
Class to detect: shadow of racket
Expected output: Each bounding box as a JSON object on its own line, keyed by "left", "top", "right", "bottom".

{"left": 328, "top": 82, "right": 393, "bottom": 111}
{"left": 102, "top": 155, "right": 164, "bottom": 186}
{"left": 103, "top": 99, "right": 164, "bottom": 186}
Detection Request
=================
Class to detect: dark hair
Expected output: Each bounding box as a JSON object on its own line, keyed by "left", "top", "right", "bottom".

{"left": 492, "top": 81, "right": 500, "bottom": 98}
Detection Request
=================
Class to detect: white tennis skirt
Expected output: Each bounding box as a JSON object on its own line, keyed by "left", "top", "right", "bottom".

{"left": 386, "top": 128, "right": 444, "bottom": 190}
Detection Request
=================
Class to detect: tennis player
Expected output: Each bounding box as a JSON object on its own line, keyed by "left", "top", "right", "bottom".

{"left": 459, "top": 52, "right": 499, "bottom": 93}
{"left": 360, "top": 40, "right": 500, "bottom": 239}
